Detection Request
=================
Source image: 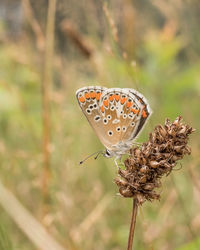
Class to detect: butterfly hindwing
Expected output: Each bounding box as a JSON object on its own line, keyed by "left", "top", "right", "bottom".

{"left": 125, "top": 88, "right": 152, "bottom": 139}
{"left": 99, "top": 88, "right": 144, "bottom": 147}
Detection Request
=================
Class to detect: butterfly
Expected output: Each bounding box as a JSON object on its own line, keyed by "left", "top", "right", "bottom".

{"left": 76, "top": 86, "right": 152, "bottom": 164}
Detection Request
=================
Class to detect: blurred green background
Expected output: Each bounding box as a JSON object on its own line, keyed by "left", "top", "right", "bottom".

{"left": 0, "top": 0, "right": 199, "bottom": 249}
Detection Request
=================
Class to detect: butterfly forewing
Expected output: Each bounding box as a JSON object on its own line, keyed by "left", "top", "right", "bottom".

{"left": 76, "top": 86, "right": 114, "bottom": 150}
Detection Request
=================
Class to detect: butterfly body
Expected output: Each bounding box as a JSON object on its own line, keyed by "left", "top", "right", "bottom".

{"left": 76, "top": 86, "right": 152, "bottom": 159}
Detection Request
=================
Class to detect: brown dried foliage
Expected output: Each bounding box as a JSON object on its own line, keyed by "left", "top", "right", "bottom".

{"left": 115, "top": 116, "right": 195, "bottom": 204}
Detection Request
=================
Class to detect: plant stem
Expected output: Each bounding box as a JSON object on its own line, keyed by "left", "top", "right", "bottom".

{"left": 127, "top": 198, "right": 138, "bottom": 250}
{"left": 42, "top": 0, "right": 57, "bottom": 217}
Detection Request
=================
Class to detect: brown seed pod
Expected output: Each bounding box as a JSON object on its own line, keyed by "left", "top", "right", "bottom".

{"left": 114, "top": 116, "right": 195, "bottom": 204}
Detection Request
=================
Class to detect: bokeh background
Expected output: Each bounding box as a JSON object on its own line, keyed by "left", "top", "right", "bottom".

{"left": 0, "top": 0, "right": 199, "bottom": 249}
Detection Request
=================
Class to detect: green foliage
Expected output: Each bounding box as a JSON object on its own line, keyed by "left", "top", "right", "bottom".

{"left": 177, "top": 237, "right": 200, "bottom": 250}
{"left": 0, "top": 224, "right": 13, "bottom": 250}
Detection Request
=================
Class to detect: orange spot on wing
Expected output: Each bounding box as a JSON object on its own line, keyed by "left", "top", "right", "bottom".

{"left": 84, "top": 92, "right": 90, "bottom": 99}
{"left": 103, "top": 100, "right": 109, "bottom": 107}
{"left": 109, "top": 95, "right": 114, "bottom": 102}
{"left": 131, "top": 108, "right": 139, "bottom": 115}
{"left": 100, "top": 105, "right": 105, "bottom": 113}
{"left": 96, "top": 92, "right": 101, "bottom": 100}
{"left": 126, "top": 101, "right": 132, "bottom": 108}
{"left": 142, "top": 109, "right": 147, "bottom": 118}
{"left": 114, "top": 95, "right": 120, "bottom": 101}
{"left": 120, "top": 97, "right": 127, "bottom": 104}
{"left": 79, "top": 96, "right": 85, "bottom": 103}
{"left": 90, "top": 91, "right": 96, "bottom": 98}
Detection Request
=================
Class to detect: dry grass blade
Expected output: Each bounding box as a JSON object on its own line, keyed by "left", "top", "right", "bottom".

{"left": 22, "top": 0, "right": 45, "bottom": 51}
{"left": 0, "top": 223, "right": 13, "bottom": 250}
{"left": 0, "top": 179, "right": 66, "bottom": 250}
{"left": 103, "top": 2, "right": 119, "bottom": 43}
{"left": 41, "top": 0, "right": 57, "bottom": 217}
{"left": 70, "top": 194, "right": 112, "bottom": 244}
{"left": 143, "top": 190, "right": 177, "bottom": 243}
{"left": 171, "top": 175, "right": 198, "bottom": 240}
{"left": 60, "top": 19, "right": 93, "bottom": 59}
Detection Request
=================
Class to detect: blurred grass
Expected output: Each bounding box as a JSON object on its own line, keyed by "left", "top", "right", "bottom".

{"left": 0, "top": 0, "right": 199, "bottom": 249}
{"left": 0, "top": 224, "right": 13, "bottom": 250}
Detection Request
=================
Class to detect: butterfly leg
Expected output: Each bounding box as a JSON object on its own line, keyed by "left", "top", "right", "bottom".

{"left": 114, "top": 158, "right": 120, "bottom": 170}
{"left": 132, "top": 142, "right": 142, "bottom": 146}
{"left": 114, "top": 156, "right": 125, "bottom": 169}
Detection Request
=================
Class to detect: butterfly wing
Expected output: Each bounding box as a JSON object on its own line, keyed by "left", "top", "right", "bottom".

{"left": 122, "top": 88, "right": 152, "bottom": 141}
{"left": 76, "top": 86, "right": 113, "bottom": 149}
{"left": 76, "top": 86, "right": 152, "bottom": 155}
{"left": 98, "top": 88, "right": 144, "bottom": 151}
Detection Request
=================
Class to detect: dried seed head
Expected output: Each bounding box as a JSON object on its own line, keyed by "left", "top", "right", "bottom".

{"left": 149, "top": 160, "right": 160, "bottom": 168}
{"left": 140, "top": 165, "right": 149, "bottom": 173}
{"left": 115, "top": 116, "right": 195, "bottom": 204}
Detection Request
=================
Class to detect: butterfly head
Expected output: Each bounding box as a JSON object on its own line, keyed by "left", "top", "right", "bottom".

{"left": 104, "top": 149, "right": 113, "bottom": 158}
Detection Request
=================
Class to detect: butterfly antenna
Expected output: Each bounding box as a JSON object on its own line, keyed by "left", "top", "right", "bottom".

{"left": 94, "top": 150, "right": 105, "bottom": 160}
{"left": 79, "top": 151, "right": 104, "bottom": 165}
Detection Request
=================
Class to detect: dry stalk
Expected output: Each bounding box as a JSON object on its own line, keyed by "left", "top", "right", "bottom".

{"left": 0, "top": 179, "right": 65, "bottom": 250}
{"left": 102, "top": 1, "right": 129, "bottom": 60}
{"left": 127, "top": 198, "right": 138, "bottom": 250}
{"left": 102, "top": 2, "right": 119, "bottom": 43}
{"left": 22, "top": 0, "right": 45, "bottom": 51}
{"left": 60, "top": 19, "right": 93, "bottom": 59}
{"left": 70, "top": 194, "right": 112, "bottom": 244}
{"left": 115, "top": 116, "right": 195, "bottom": 249}
{"left": 41, "top": 0, "right": 57, "bottom": 218}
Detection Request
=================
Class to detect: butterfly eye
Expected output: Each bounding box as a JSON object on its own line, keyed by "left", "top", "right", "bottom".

{"left": 107, "top": 115, "right": 112, "bottom": 120}
{"left": 108, "top": 130, "right": 113, "bottom": 136}
{"left": 105, "top": 149, "right": 111, "bottom": 157}
{"left": 116, "top": 126, "right": 121, "bottom": 132}
{"left": 93, "top": 104, "right": 97, "bottom": 109}
{"left": 128, "top": 114, "right": 133, "bottom": 119}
